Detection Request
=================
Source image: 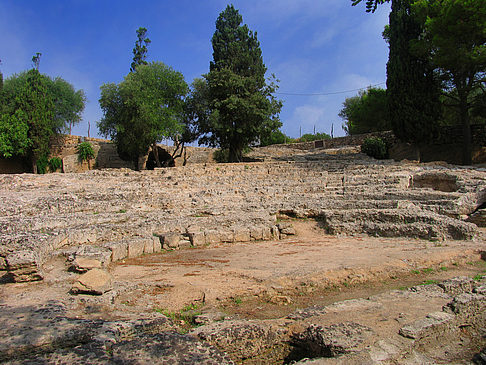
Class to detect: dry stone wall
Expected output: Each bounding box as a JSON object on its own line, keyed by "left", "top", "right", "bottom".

{"left": 1, "top": 149, "right": 485, "bottom": 283}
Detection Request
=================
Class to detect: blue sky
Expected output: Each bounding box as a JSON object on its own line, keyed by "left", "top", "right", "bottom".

{"left": 0, "top": 0, "right": 391, "bottom": 140}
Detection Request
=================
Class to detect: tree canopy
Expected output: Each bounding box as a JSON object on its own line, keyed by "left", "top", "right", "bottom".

{"left": 0, "top": 68, "right": 85, "bottom": 172}
{"left": 412, "top": 0, "right": 486, "bottom": 164}
{"left": 130, "top": 27, "right": 151, "bottom": 73}
{"left": 386, "top": 0, "right": 441, "bottom": 151}
{"left": 98, "top": 62, "right": 188, "bottom": 170}
{"left": 201, "top": 5, "right": 282, "bottom": 162}
{"left": 339, "top": 87, "right": 390, "bottom": 135}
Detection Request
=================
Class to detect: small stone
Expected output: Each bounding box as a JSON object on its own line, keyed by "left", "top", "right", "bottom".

{"left": 71, "top": 268, "right": 113, "bottom": 295}
{"left": 128, "top": 238, "right": 146, "bottom": 258}
{"left": 187, "top": 232, "right": 205, "bottom": 247}
{"left": 162, "top": 233, "right": 180, "bottom": 249}
{"left": 71, "top": 257, "right": 102, "bottom": 273}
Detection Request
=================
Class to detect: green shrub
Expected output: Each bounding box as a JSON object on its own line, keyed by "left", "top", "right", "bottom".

{"left": 48, "top": 157, "right": 62, "bottom": 172}
{"left": 36, "top": 155, "right": 49, "bottom": 174}
{"left": 298, "top": 132, "right": 331, "bottom": 143}
{"left": 76, "top": 141, "right": 95, "bottom": 162}
{"left": 213, "top": 149, "right": 229, "bottom": 163}
{"left": 361, "top": 137, "right": 388, "bottom": 159}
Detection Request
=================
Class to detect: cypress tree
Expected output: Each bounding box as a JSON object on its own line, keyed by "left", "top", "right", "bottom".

{"left": 386, "top": 0, "right": 441, "bottom": 159}
{"left": 203, "top": 5, "right": 282, "bottom": 162}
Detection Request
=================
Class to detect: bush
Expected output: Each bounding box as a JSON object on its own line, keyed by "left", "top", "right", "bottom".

{"left": 76, "top": 141, "right": 95, "bottom": 162}
{"left": 213, "top": 149, "right": 229, "bottom": 163}
{"left": 361, "top": 137, "right": 388, "bottom": 159}
{"left": 36, "top": 155, "right": 49, "bottom": 174}
{"left": 48, "top": 157, "right": 62, "bottom": 172}
{"left": 298, "top": 132, "right": 331, "bottom": 143}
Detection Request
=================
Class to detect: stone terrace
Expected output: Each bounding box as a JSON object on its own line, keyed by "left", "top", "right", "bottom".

{"left": 1, "top": 151, "right": 485, "bottom": 283}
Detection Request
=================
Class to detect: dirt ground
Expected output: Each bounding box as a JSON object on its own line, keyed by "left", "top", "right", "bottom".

{"left": 110, "top": 220, "right": 486, "bottom": 319}
{"left": 1, "top": 219, "right": 485, "bottom": 326}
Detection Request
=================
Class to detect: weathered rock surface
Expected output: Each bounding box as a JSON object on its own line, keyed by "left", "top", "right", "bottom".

{"left": 1, "top": 152, "right": 485, "bottom": 283}
{"left": 71, "top": 268, "right": 113, "bottom": 295}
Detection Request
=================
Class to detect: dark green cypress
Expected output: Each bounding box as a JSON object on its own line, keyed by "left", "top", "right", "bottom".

{"left": 386, "top": 0, "right": 441, "bottom": 157}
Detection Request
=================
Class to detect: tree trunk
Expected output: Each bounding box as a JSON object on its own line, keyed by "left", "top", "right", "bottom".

{"left": 152, "top": 143, "right": 161, "bottom": 167}
{"left": 228, "top": 144, "right": 242, "bottom": 163}
{"left": 460, "top": 99, "right": 472, "bottom": 165}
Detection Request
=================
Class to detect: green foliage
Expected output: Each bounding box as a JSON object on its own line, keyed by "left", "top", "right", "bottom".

{"left": 98, "top": 62, "right": 188, "bottom": 170}
{"left": 361, "top": 137, "right": 388, "bottom": 159}
{"left": 298, "top": 132, "right": 331, "bottom": 142}
{"left": 339, "top": 87, "right": 390, "bottom": 135}
{"left": 0, "top": 69, "right": 85, "bottom": 171}
{"left": 386, "top": 0, "right": 441, "bottom": 150}
{"left": 0, "top": 110, "right": 31, "bottom": 158}
{"left": 213, "top": 148, "right": 229, "bottom": 163}
{"left": 352, "top": 0, "right": 389, "bottom": 13}
{"left": 130, "top": 27, "right": 151, "bottom": 73}
{"left": 182, "top": 78, "right": 210, "bottom": 144}
{"left": 260, "top": 129, "right": 293, "bottom": 146}
{"left": 201, "top": 5, "right": 282, "bottom": 162}
{"left": 49, "top": 77, "right": 86, "bottom": 134}
{"left": 76, "top": 141, "right": 95, "bottom": 162}
{"left": 48, "top": 156, "right": 62, "bottom": 172}
{"left": 36, "top": 154, "right": 48, "bottom": 174}
{"left": 412, "top": 0, "right": 486, "bottom": 164}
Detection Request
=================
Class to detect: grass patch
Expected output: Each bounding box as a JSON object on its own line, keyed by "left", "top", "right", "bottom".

{"left": 422, "top": 268, "right": 434, "bottom": 274}
{"left": 116, "top": 209, "right": 127, "bottom": 214}
{"left": 411, "top": 269, "right": 420, "bottom": 275}
{"left": 154, "top": 302, "right": 203, "bottom": 329}
{"left": 439, "top": 266, "right": 448, "bottom": 271}
{"left": 420, "top": 280, "right": 438, "bottom": 286}
{"left": 233, "top": 297, "right": 242, "bottom": 305}
{"left": 473, "top": 274, "right": 485, "bottom": 281}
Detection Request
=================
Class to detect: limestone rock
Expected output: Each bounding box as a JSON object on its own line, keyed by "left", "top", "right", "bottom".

{"left": 399, "top": 311, "right": 455, "bottom": 339}
{"left": 192, "top": 320, "right": 283, "bottom": 360}
{"left": 71, "top": 268, "right": 113, "bottom": 295}
{"left": 438, "top": 276, "right": 474, "bottom": 296}
{"left": 296, "top": 322, "right": 374, "bottom": 358}
{"left": 71, "top": 257, "right": 102, "bottom": 273}
{"left": 3, "top": 250, "right": 42, "bottom": 283}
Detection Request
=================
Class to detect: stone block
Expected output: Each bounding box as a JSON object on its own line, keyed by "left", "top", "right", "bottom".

{"left": 71, "top": 257, "right": 102, "bottom": 273}
{"left": 187, "top": 232, "right": 205, "bottom": 247}
{"left": 205, "top": 231, "right": 220, "bottom": 244}
{"left": 219, "top": 231, "right": 234, "bottom": 243}
{"left": 161, "top": 234, "right": 180, "bottom": 249}
{"left": 143, "top": 238, "right": 154, "bottom": 254}
{"left": 104, "top": 241, "right": 128, "bottom": 262}
{"left": 152, "top": 236, "right": 162, "bottom": 252}
{"left": 5, "top": 250, "right": 42, "bottom": 282}
{"left": 262, "top": 227, "right": 272, "bottom": 241}
{"left": 71, "top": 268, "right": 113, "bottom": 295}
{"left": 128, "top": 238, "right": 146, "bottom": 258}
{"left": 250, "top": 227, "right": 264, "bottom": 241}
{"left": 233, "top": 228, "right": 250, "bottom": 242}
{"left": 399, "top": 312, "right": 454, "bottom": 339}
{"left": 278, "top": 222, "right": 296, "bottom": 235}
{"left": 271, "top": 226, "right": 280, "bottom": 240}
{"left": 179, "top": 239, "right": 192, "bottom": 249}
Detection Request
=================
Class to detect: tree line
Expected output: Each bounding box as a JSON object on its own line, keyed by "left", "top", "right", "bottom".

{"left": 1, "top": 1, "right": 484, "bottom": 171}
{"left": 344, "top": 0, "right": 485, "bottom": 164}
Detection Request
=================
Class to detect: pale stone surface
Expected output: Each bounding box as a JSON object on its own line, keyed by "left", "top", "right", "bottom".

{"left": 71, "top": 268, "right": 112, "bottom": 295}
{"left": 399, "top": 312, "right": 455, "bottom": 339}
{"left": 127, "top": 238, "right": 145, "bottom": 258}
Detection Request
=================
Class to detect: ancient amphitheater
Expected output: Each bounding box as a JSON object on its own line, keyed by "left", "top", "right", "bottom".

{"left": 1, "top": 145, "right": 485, "bottom": 364}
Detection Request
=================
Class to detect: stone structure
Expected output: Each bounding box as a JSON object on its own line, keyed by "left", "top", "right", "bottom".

{"left": 0, "top": 146, "right": 485, "bottom": 363}
{"left": 1, "top": 148, "right": 485, "bottom": 283}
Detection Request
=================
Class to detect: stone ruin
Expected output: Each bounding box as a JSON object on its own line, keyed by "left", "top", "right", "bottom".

{"left": 0, "top": 145, "right": 485, "bottom": 363}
